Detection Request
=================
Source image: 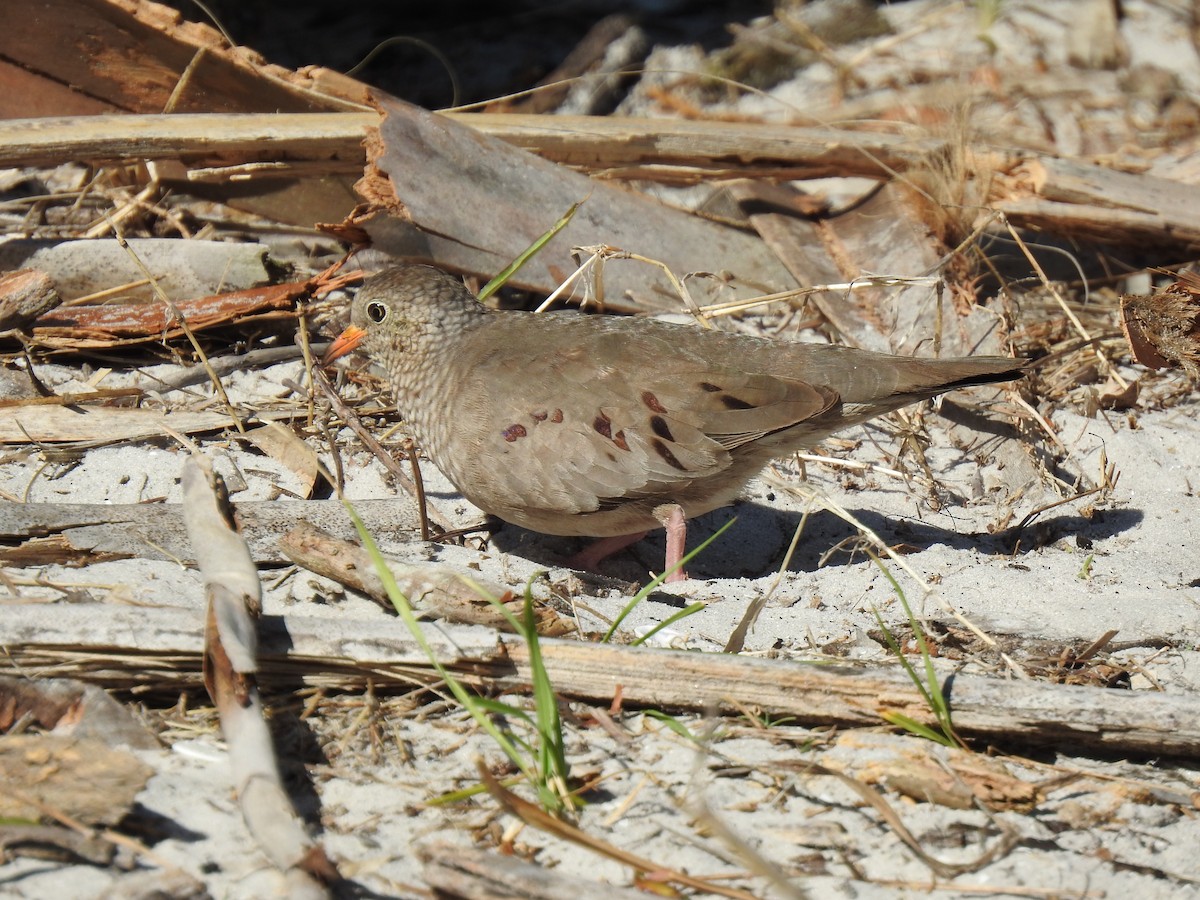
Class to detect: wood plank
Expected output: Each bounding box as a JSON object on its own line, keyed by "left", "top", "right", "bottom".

{"left": 0, "top": 111, "right": 940, "bottom": 176}
{"left": 1020, "top": 157, "right": 1200, "bottom": 230}
{"left": 6, "top": 603, "right": 1199, "bottom": 758}
{"left": 0, "top": 113, "right": 376, "bottom": 168}
{"left": 458, "top": 112, "right": 943, "bottom": 179}
{"left": 0, "top": 0, "right": 368, "bottom": 225}
{"left": 9, "top": 107, "right": 1198, "bottom": 252}
{"left": 0, "top": 61, "right": 119, "bottom": 117}
{"left": 728, "top": 179, "right": 893, "bottom": 353}
{"left": 996, "top": 198, "right": 1200, "bottom": 246}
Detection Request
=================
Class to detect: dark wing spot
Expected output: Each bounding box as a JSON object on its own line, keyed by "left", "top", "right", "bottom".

{"left": 502, "top": 424, "right": 527, "bottom": 443}
{"left": 613, "top": 429, "right": 630, "bottom": 451}
{"left": 699, "top": 382, "right": 722, "bottom": 392}
{"left": 652, "top": 438, "right": 687, "bottom": 471}
{"left": 530, "top": 409, "right": 548, "bottom": 422}
{"left": 649, "top": 415, "right": 674, "bottom": 442}
{"left": 641, "top": 391, "right": 668, "bottom": 413}
{"left": 593, "top": 412, "right": 612, "bottom": 440}
{"left": 550, "top": 409, "right": 564, "bottom": 423}
{"left": 720, "top": 394, "right": 755, "bottom": 410}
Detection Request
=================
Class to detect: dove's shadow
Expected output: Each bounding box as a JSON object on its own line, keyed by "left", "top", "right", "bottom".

{"left": 701, "top": 500, "right": 1143, "bottom": 577}
{"left": 489, "top": 499, "right": 1143, "bottom": 581}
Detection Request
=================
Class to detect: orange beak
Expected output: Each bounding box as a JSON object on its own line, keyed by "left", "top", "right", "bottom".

{"left": 322, "top": 325, "right": 367, "bottom": 365}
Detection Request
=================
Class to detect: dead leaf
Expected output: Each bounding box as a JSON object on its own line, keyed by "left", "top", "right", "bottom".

{"left": 1097, "top": 377, "right": 1139, "bottom": 410}
{"left": 242, "top": 421, "right": 321, "bottom": 498}
{"left": 839, "top": 733, "right": 1038, "bottom": 811}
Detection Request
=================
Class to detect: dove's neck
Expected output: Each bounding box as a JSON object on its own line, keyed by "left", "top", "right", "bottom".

{"left": 381, "top": 303, "right": 494, "bottom": 464}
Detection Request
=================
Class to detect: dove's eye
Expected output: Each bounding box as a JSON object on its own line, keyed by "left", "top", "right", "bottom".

{"left": 365, "top": 301, "right": 388, "bottom": 324}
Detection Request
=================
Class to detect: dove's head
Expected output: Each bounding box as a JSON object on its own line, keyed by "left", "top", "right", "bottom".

{"left": 324, "top": 265, "right": 490, "bottom": 375}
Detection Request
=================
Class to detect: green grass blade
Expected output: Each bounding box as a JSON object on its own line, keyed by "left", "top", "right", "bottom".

{"left": 427, "top": 773, "right": 527, "bottom": 806}
{"left": 869, "top": 551, "right": 965, "bottom": 748}
{"left": 519, "top": 581, "right": 570, "bottom": 799}
{"left": 880, "top": 712, "right": 957, "bottom": 747}
{"left": 471, "top": 696, "right": 534, "bottom": 727}
{"left": 602, "top": 517, "right": 735, "bottom": 643}
{"left": 641, "top": 709, "right": 698, "bottom": 741}
{"left": 342, "top": 500, "right": 553, "bottom": 803}
{"left": 631, "top": 602, "right": 707, "bottom": 647}
{"left": 478, "top": 200, "right": 584, "bottom": 300}
{"left": 460, "top": 571, "right": 572, "bottom": 809}
{"left": 870, "top": 605, "right": 935, "bottom": 711}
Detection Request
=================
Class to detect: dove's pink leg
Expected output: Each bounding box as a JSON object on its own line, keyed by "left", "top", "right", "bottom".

{"left": 658, "top": 504, "right": 688, "bottom": 583}
{"left": 568, "top": 504, "right": 690, "bottom": 581}
{"left": 568, "top": 531, "right": 648, "bottom": 572}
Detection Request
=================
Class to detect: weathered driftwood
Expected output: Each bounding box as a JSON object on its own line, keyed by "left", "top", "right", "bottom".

{"left": 0, "top": 269, "right": 60, "bottom": 331}
{"left": 0, "top": 113, "right": 375, "bottom": 169}
{"left": 460, "top": 112, "right": 946, "bottom": 181}
{"left": 358, "top": 94, "right": 802, "bottom": 312}
{"left": 6, "top": 603, "right": 1199, "bottom": 759}
{"left": 0, "top": 499, "right": 422, "bottom": 565}
{"left": 728, "top": 179, "right": 1012, "bottom": 357}
{"left": 8, "top": 109, "right": 1200, "bottom": 250}
{"left": 0, "top": 675, "right": 157, "bottom": 833}
{"left": 0, "top": 405, "right": 298, "bottom": 444}
{"left": 182, "top": 454, "right": 338, "bottom": 894}
{"left": 0, "top": 824, "right": 118, "bottom": 868}
{"left": 0, "top": 734, "right": 152, "bottom": 830}
{"left": 994, "top": 157, "right": 1200, "bottom": 245}
{"left": 5, "top": 0, "right": 369, "bottom": 225}
{"left": 10, "top": 0, "right": 1200, "bottom": 259}
{"left": 279, "top": 521, "right": 577, "bottom": 635}
{"left": 0, "top": 239, "right": 271, "bottom": 304}
{"left": 420, "top": 844, "right": 647, "bottom": 900}
{"left": 0, "top": 675, "right": 158, "bottom": 750}
{"left": 0, "top": 112, "right": 941, "bottom": 178}
{"left": 811, "top": 182, "right": 998, "bottom": 356}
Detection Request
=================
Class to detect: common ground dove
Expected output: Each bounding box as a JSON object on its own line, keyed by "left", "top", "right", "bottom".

{"left": 325, "top": 265, "right": 1024, "bottom": 580}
